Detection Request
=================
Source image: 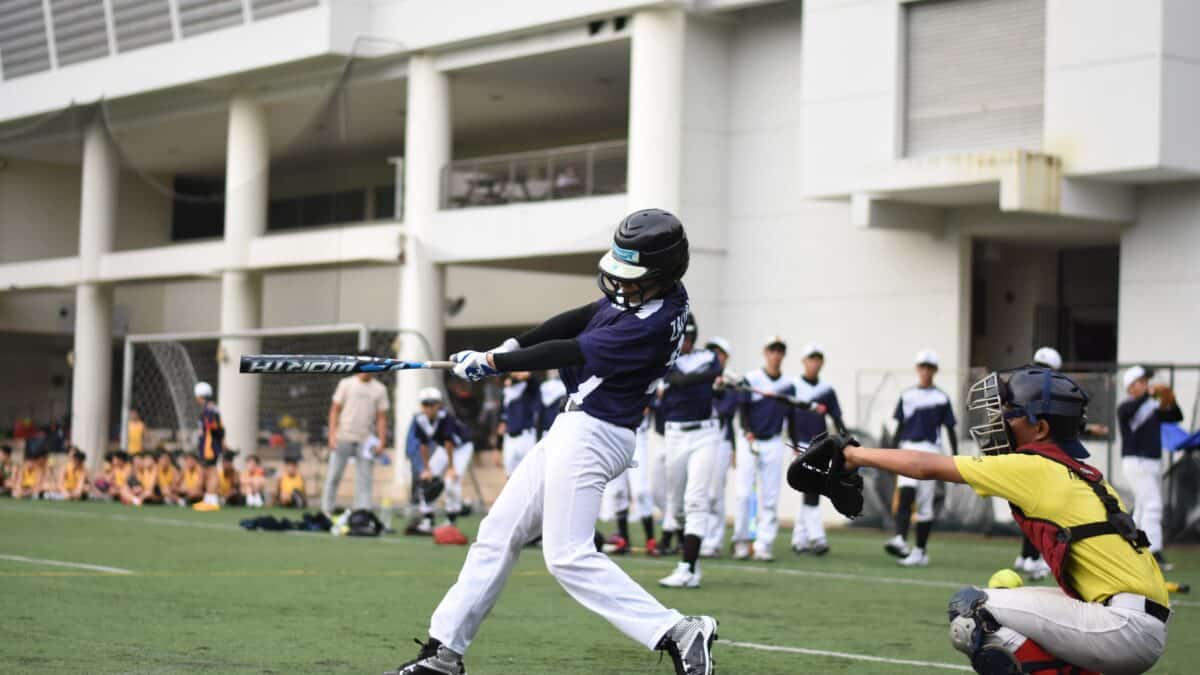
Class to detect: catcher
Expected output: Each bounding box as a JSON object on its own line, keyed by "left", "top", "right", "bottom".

{"left": 788, "top": 366, "right": 1168, "bottom": 675}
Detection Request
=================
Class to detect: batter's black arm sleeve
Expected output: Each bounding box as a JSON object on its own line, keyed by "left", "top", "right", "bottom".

{"left": 513, "top": 303, "right": 598, "bottom": 347}
{"left": 493, "top": 339, "right": 585, "bottom": 372}
{"left": 946, "top": 425, "right": 959, "bottom": 456}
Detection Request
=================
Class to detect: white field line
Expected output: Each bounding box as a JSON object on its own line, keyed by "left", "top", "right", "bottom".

{"left": 720, "top": 640, "right": 973, "bottom": 671}
{"left": 0, "top": 553, "right": 133, "bottom": 574}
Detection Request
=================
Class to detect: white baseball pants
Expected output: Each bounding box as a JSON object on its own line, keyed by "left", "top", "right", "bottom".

{"left": 664, "top": 423, "right": 719, "bottom": 538}
{"left": 601, "top": 428, "right": 652, "bottom": 521}
{"left": 423, "top": 442, "right": 474, "bottom": 516}
{"left": 733, "top": 435, "right": 786, "bottom": 552}
{"left": 649, "top": 432, "right": 670, "bottom": 529}
{"left": 1122, "top": 456, "right": 1164, "bottom": 553}
{"left": 502, "top": 428, "right": 536, "bottom": 475}
{"left": 896, "top": 441, "right": 940, "bottom": 522}
{"left": 702, "top": 438, "right": 733, "bottom": 553}
{"left": 428, "top": 411, "right": 683, "bottom": 655}
{"left": 975, "top": 587, "right": 1166, "bottom": 674}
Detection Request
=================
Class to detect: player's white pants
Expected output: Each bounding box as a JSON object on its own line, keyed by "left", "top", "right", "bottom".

{"left": 896, "top": 441, "right": 940, "bottom": 523}
{"left": 502, "top": 429, "right": 536, "bottom": 476}
{"left": 600, "top": 429, "right": 652, "bottom": 521}
{"left": 1122, "top": 456, "right": 1164, "bottom": 553}
{"left": 648, "top": 431, "right": 670, "bottom": 527}
{"left": 792, "top": 501, "right": 827, "bottom": 547}
{"left": 422, "top": 443, "right": 474, "bottom": 516}
{"left": 428, "top": 411, "right": 683, "bottom": 655}
{"left": 973, "top": 587, "right": 1166, "bottom": 674}
{"left": 702, "top": 438, "right": 733, "bottom": 553}
{"left": 664, "top": 422, "right": 719, "bottom": 538}
{"left": 733, "top": 435, "right": 785, "bottom": 551}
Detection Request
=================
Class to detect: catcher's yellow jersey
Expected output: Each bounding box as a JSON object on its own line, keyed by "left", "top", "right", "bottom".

{"left": 955, "top": 453, "right": 1167, "bottom": 606}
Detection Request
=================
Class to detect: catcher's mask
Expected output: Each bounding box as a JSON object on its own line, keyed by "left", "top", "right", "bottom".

{"left": 966, "top": 367, "right": 1090, "bottom": 458}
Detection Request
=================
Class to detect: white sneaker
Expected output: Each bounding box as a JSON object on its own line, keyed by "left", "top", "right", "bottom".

{"left": 897, "top": 547, "right": 929, "bottom": 567}
{"left": 659, "top": 562, "right": 701, "bottom": 588}
{"left": 1028, "top": 557, "right": 1051, "bottom": 581}
{"left": 752, "top": 546, "right": 775, "bottom": 562}
{"left": 1013, "top": 556, "right": 1030, "bottom": 573}
{"left": 884, "top": 534, "right": 911, "bottom": 558}
{"left": 733, "top": 541, "right": 751, "bottom": 560}
{"left": 699, "top": 546, "right": 718, "bottom": 558}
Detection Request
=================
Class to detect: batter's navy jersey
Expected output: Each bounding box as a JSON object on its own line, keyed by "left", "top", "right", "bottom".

{"left": 1118, "top": 394, "right": 1184, "bottom": 459}
{"left": 714, "top": 386, "right": 739, "bottom": 443}
{"left": 894, "top": 386, "right": 956, "bottom": 445}
{"left": 539, "top": 378, "right": 567, "bottom": 433}
{"left": 501, "top": 379, "right": 541, "bottom": 435}
{"left": 660, "top": 349, "right": 722, "bottom": 423}
{"left": 740, "top": 368, "right": 795, "bottom": 439}
{"left": 792, "top": 376, "right": 842, "bottom": 443}
{"left": 562, "top": 285, "right": 689, "bottom": 429}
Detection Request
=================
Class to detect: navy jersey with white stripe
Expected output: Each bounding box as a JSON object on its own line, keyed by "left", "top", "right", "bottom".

{"left": 561, "top": 285, "right": 689, "bottom": 429}
{"left": 739, "top": 368, "right": 795, "bottom": 439}
{"left": 1118, "top": 394, "right": 1184, "bottom": 459}
{"left": 713, "top": 386, "right": 739, "bottom": 443}
{"left": 501, "top": 378, "right": 541, "bottom": 435}
{"left": 410, "top": 409, "right": 470, "bottom": 448}
{"left": 660, "top": 349, "right": 722, "bottom": 422}
{"left": 791, "top": 376, "right": 842, "bottom": 443}
{"left": 893, "top": 386, "right": 956, "bottom": 446}
{"left": 539, "top": 378, "right": 567, "bottom": 432}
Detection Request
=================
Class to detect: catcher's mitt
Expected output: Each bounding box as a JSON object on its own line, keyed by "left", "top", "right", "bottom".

{"left": 786, "top": 432, "right": 864, "bottom": 518}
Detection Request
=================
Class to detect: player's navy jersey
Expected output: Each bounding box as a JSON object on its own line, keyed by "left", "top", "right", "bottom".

{"left": 561, "top": 285, "right": 689, "bottom": 429}
{"left": 893, "top": 385, "right": 956, "bottom": 446}
{"left": 1118, "top": 394, "right": 1184, "bottom": 459}
{"left": 792, "top": 376, "right": 842, "bottom": 443}
{"left": 713, "top": 386, "right": 739, "bottom": 443}
{"left": 660, "top": 349, "right": 722, "bottom": 423}
{"left": 411, "top": 409, "right": 470, "bottom": 448}
{"left": 539, "top": 378, "right": 567, "bottom": 432}
{"left": 501, "top": 378, "right": 541, "bottom": 435}
{"left": 197, "top": 401, "right": 224, "bottom": 461}
{"left": 739, "top": 368, "right": 795, "bottom": 439}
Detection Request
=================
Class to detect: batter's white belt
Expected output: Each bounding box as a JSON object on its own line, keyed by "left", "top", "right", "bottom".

{"left": 665, "top": 419, "right": 719, "bottom": 432}
{"left": 1105, "top": 592, "right": 1172, "bottom": 624}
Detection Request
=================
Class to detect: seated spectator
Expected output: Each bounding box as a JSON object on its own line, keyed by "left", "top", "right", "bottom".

{"left": 0, "top": 445, "right": 13, "bottom": 496}
{"left": 218, "top": 451, "right": 244, "bottom": 506}
{"left": 241, "top": 455, "right": 267, "bottom": 508}
{"left": 179, "top": 452, "right": 205, "bottom": 505}
{"left": 155, "top": 450, "right": 180, "bottom": 504}
{"left": 132, "top": 452, "right": 162, "bottom": 505}
{"left": 274, "top": 457, "right": 307, "bottom": 508}
{"left": 54, "top": 449, "right": 89, "bottom": 501}
{"left": 100, "top": 451, "right": 140, "bottom": 505}
{"left": 12, "top": 450, "right": 49, "bottom": 499}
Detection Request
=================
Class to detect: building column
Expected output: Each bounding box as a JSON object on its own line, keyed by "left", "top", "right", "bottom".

{"left": 71, "top": 115, "right": 119, "bottom": 467}
{"left": 217, "top": 95, "right": 269, "bottom": 457}
{"left": 627, "top": 8, "right": 685, "bottom": 213}
{"left": 396, "top": 54, "right": 450, "bottom": 471}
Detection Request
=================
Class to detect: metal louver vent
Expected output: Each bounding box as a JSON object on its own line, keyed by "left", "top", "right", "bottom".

{"left": 50, "top": 0, "right": 111, "bottom": 66}
{"left": 113, "top": 0, "right": 174, "bottom": 53}
{"left": 178, "top": 0, "right": 244, "bottom": 38}
{"left": 0, "top": 0, "right": 52, "bottom": 79}
{"left": 251, "top": 0, "right": 317, "bottom": 21}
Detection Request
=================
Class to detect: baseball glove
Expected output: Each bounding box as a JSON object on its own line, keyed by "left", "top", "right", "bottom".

{"left": 786, "top": 432, "right": 864, "bottom": 518}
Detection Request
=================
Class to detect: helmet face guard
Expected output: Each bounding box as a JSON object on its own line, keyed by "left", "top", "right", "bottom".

{"left": 966, "top": 368, "right": 1091, "bottom": 457}
{"left": 967, "top": 373, "right": 1011, "bottom": 455}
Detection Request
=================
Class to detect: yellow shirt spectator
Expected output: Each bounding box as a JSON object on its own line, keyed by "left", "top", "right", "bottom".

{"left": 128, "top": 418, "right": 145, "bottom": 454}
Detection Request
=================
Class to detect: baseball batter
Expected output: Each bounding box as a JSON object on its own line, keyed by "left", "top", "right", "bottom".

{"left": 788, "top": 343, "right": 845, "bottom": 556}
{"left": 388, "top": 209, "right": 717, "bottom": 675}
{"left": 801, "top": 367, "right": 1169, "bottom": 674}
{"left": 884, "top": 349, "right": 958, "bottom": 567}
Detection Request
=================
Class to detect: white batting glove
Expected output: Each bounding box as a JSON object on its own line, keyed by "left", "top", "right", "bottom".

{"left": 450, "top": 350, "right": 500, "bottom": 382}
{"left": 491, "top": 337, "right": 520, "bottom": 354}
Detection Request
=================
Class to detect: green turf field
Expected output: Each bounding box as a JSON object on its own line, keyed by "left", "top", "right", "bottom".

{"left": 1, "top": 500, "right": 1196, "bottom": 674}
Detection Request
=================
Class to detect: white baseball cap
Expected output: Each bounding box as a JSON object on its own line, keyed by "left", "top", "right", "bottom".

{"left": 418, "top": 387, "right": 443, "bottom": 404}
{"left": 1122, "top": 366, "right": 1148, "bottom": 391}
{"left": 1033, "top": 346, "right": 1063, "bottom": 371}
{"left": 764, "top": 335, "right": 787, "bottom": 351}
{"left": 914, "top": 350, "right": 939, "bottom": 367}
{"left": 705, "top": 336, "right": 732, "bottom": 356}
{"left": 193, "top": 381, "right": 213, "bottom": 399}
{"left": 801, "top": 343, "right": 825, "bottom": 359}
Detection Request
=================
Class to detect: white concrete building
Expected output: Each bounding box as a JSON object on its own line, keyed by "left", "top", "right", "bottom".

{"left": 0, "top": 0, "right": 1196, "bottom": 500}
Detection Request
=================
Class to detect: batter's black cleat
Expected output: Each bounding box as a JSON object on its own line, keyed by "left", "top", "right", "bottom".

{"left": 385, "top": 638, "right": 466, "bottom": 675}
{"left": 657, "top": 615, "right": 718, "bottom": 675}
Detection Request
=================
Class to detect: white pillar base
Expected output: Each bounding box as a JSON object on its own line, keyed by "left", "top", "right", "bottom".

{"left": 71, "top": 283, "right": 114, "bottom": 464}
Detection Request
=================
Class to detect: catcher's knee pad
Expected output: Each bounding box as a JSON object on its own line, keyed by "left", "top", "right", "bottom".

{"left": 948, "top": 587, "right": 998, "bottom": 655}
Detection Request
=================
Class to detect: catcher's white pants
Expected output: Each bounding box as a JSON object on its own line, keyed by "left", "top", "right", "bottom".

{"left": 502, "top": 429, "right": 536, "bottom": 476}
{"left": 703, "top": 438, "right": 733, "bottom": 552}
{"left": 422, "top": 443, "right": 474, "bottom": 516}
{"left": 1122, "top": 456, "right": 1164, "bottom": 553}
{"left": 895, "top": 441, "right": 939, "bottom": 523}
{"left": 664, "top": 422, "right": 719, "bottom": 538}
{"left": 428, "top": 411, "right": 683, "bottom": 655}
{"left": 600, "top": 427, "right": 653, "bottom": 521}
{"left": 733, "top": 435, "right": 785, "bottom": 551}
{"left": 976, "top": 587, "right": 1166, "bottom": 674}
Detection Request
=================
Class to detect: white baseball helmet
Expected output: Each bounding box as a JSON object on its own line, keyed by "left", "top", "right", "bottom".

{"left": 914, "top": 350, "right": 939, "bottom": 367}
{"left": 194, "top": 381, "right": 213, "bottom": 399}
{"left": 418, "top": 387, "right": 443, "bottom": 404}
{"left": 1033, "top": 346, "right": 1063, "bottom": 371}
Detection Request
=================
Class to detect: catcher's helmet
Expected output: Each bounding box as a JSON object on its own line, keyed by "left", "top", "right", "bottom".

{"left": 967, "top": 366, "right": 1090, "bottom": 458}
{"left": 597, "top": 209, "right": 689, "bottom": 308}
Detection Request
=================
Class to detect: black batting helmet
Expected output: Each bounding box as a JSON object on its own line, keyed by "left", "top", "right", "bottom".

{"left": 597, "top": 209, "right": 689, "bottom": 308}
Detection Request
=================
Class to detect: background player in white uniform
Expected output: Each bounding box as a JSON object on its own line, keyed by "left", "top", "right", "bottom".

{"left": 732, "top": 336, "right": 794, "bottom": 562}
{"left": 498, "top": 371, "right": 540, "bottom": 475}
{"left": 701, "top": 338, "right": 735, "bottom": 558}
{"left": 788, "top": 344, "right": 845, "bottom": 556}
{"left": 390, "top": 210, "right": 717, "bottom": 675}
{"left": 884, "top": 350, "right": 958, "bottom": 567}
{"left": 657, "top": 315, "right": 724, "bottom": 588}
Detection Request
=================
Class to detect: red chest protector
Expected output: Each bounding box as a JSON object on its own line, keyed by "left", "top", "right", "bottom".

{"left": 1008, "top": 442, "right": 1150, "bottom": 599}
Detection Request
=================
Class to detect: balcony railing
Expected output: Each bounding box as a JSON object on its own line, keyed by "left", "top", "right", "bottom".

{"left": 441, "top": 140, "right": 627, "bottom": 209}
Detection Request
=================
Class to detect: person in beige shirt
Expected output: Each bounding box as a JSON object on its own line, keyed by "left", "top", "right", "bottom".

{"left": 323, "top": 369, "right": 390, "bottom": 512}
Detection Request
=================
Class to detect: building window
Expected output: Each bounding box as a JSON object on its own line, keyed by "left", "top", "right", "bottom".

{"left": 267, "top": 189, "right": 366, "bottom": 231}
{"left": 170, "top": 177, "right": 225, "bottom": 241}
{"left": 904, "top": 0, "right": 1045, "bottom": 157}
